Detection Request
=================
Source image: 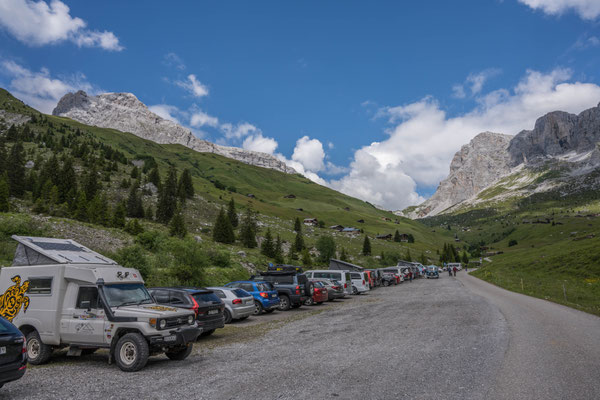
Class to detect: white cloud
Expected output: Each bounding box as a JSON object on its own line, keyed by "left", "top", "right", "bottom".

{"left": 0, "top": 59, "right": 98, "bottom": 113}
{"left": 221, "top": 122, "right": 259, "bottom": 139}
{"left": 175, "top": 74, "right": 209, "bottom": 98}
{"left": 518, "top": 0, "right": 600, "bottom": 19}
{"left": 453, "top": 69, "right": 501, "bottom": 98}
{"left": 330, "top": 68, "right": 600, "bottom": 210}
{"left": 0, "top": 0, "right": 123, "bottom": 50}
{"left": 291, "top": 136, "right": 326, "bottom": 172}
{"left": 163, "top": 52, "right": 186, "bottom": 70}
{"left": 571, "top": 34, "right": 600, "bottom": 50}
{"left": 148, "top": 104, "right": 182, "bottom": 124}
{"left": 452, "top": 84, "right": 466, "bottom": 99}
{"left": 190, "top": 110, "right": 219, "bottom": 128}
{"left": 242, "top": 133, "right": 279, "bottom": 155}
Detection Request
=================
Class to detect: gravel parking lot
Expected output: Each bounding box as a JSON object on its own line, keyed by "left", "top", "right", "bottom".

{"left": 1, "top": 274, "right": 509, "bottom": 399}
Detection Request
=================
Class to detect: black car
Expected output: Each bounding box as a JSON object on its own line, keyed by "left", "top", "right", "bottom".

{"left": 149, "top": 287, "right": 225, "bottom": 337}
{"left": 0, "top": 316, "right": 27, "bottom": 389}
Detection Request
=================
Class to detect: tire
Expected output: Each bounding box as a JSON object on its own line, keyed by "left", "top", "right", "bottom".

{"left": 305, "top": 297, "right": 314, "bottom": 306}
{"left": 383, "top": 280, "right": 390, "bottom": 287}
{"left": 304, "top": 281, "right": 315, "bottom": 297}
{"left": 264, "top": 309, "right": 275, "bottom": 314}
{"left": 278, "top": 295, "right": 291, "bottom": 311}
{"left": 165, "top": 344, "right": 193, "bottom": 361}
{"left": 352, "top": 286, "right": 358, "bottom": 295}
{"left": 26, "top": 330, "right": 53, "bottom": 365}
{"left": 81, "top": 348, "right": 98, "bottom": 356}
{"left": 201, "top": 329, "right": 215, "bottom": 337}
{"left": 114, "top": 332, "right": 149, "bottom": 372}
{"left": 254, "top": 301, "right": 264, "bottom": 315}
{"left": 223, "top": 309, "right": 232, "bottom": 324}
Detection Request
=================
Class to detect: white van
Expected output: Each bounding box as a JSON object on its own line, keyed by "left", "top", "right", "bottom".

{"left": 349, "top": 272, "right": 370, "bottom": 295}
{"left": 0, "top": 236, "right": 201, "bottom": 372}
{"left": 304, "top": 270, "right": 352, "bottom": 296}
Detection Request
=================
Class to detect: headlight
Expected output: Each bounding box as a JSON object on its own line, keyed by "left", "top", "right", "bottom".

{"left": 188, "top": 315, "right": 194, "bottom": 325}
{"left": 159, "top": 319, "right": 167, "bottom": 329}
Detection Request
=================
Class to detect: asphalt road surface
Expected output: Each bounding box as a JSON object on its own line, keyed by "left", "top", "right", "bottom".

{"left": 2, "top": 273, "right": 599, "bottom": 399}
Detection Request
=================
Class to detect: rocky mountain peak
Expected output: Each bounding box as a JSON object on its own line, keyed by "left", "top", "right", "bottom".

{"left": 52, "top": 91, "right": 296, "bottom": 174}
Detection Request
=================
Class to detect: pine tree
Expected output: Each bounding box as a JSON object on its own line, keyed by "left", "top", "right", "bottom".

{"left": 461, "top": 251, "right": 469, "bottom": 265}
{"left": 169, "top": 209, "right": 187, "bottom": 238}
{"left": 419, "top": 252, "right": 427, "bottom": 265}
{"left": 407, "top": 234, "right": 415, "bottom": 243}
{"left": 148, "top": 167, "right": 161, "bottom": 188}
{"left": 394, "top": 230, "right": 401, "bottom": 242}
{"left": 112, "top": 202, "right": 126, "bottom": 228}
{"left": 340, "top": 247, "right": 348, "bottom": 262}
{"left": 239, "top": 206, "right": 257, "bottom": 248}
{"left": 74, "top": 191, "right": 88, "bottom": 221}
{"left": 83, "top": 167, "right": 99, "bottom": 200}
{"left": 6, "top": 125, "right": 19, "bottom": 141}
{"left": 0, "top": 174, "right": 10, "bottom": 212}
{"left": 213, "top": 208, "right": 235, "bottom": 244}
{"left": 301, "top": 248, "right": 312, "bottom": 267}
{"left": 178, "top": 169, "right": 194, "bottom": 199}
{"left": 294, "top": 231, "right": 305, "bottom": 252}
{"left": 58, "top": 157, "right": 77, "bottom": 204}
{"left": 287, "top": 245, "right": 297, "bottom": 262}
{"left": 156, "top": 166, "right": 178, "bottom": 224}
{"left": 126, "top": 185, "right": 144, "bottom": 218}
{"left": 7, "top": 141, "right": 25, "bottom": 197}
{"left": 145, "top": 205, "right": 154, "bottom": 221}
{"left": 130, "top": 166, "right": 139, "bottom": 179}
{"left": 294, "top": 217, "right": 302, "bottom": 232}
{"left": 362, "top": 235, "right": 371, "bottom": 256}
{"left": 274, "top": 235, "right": 284, "bottom": 264}
{"left": 0, "top": 138, "right": 7, "bottom": 176}
{"left": 405, "top": 248, "right": 412, "bottom": 262}
{"left": 227, "top": 198, "right": 239, "bottom": 228}
{"left": 261, "top": 228, "right": 275, "bottom": 258}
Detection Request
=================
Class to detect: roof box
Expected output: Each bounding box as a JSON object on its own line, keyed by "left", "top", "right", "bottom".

{"left": 267, "top": 264, "right": 304, "bottom": 273}
{"left": 11, "top": 236, "right": 117, "bottom": 266}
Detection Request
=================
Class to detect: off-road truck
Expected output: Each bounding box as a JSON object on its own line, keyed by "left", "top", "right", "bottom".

{"left": 0, "top": 236, "right": 202, "bottom": 372}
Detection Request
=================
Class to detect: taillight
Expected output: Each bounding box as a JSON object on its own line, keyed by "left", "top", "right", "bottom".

{"left": 191, "top": 296, "right": 199, "bottom": 315}
{"left": 232, "top": 298, "right": 242, "bottom": 304}
{"left": 22, "top": 338, "right": 27, "bottom": 354}
{"left": 295, "top": 285, "right": 300, "bottom": 295}
{"left": 362, "top": 280, "right": 365, "bottom": 285}
{"left": 344, "top": 283, "right": 347, "bottom": 288}
{"left": 259, "top": 292, "right": 268, "bottom": 298}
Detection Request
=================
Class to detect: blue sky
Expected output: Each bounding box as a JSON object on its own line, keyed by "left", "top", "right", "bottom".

{"left": 1, "top": 0, "right": 600, "bottom": 209}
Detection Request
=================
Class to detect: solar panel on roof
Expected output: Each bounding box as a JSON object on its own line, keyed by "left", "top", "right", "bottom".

{"left": 30, "top": 241, "right": 85, "bottom": 252}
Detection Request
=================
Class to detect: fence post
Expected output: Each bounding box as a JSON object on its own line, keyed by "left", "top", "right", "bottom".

{"left": 562, "top": 282, "right": 567, "bottom": 302}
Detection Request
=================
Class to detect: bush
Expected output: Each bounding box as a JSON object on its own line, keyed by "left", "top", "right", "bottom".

{"left": 207, "top": 250, "right": 231, "bottom": 268}
{"left": 136, "top": 230, "right": 167, "bottom": 252}
{"left": 508, "top": 239, "right": 518, "bottom": 247}
{"left": 112, "top": 245, "right": 151, "bottom": 280}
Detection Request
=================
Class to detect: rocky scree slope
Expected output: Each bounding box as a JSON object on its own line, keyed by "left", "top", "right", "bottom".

{"left": 52, "top": 91, "right": 295, "bottom": 174}
{"left": 403, "top": 102, "right": 600, "bottom": 218}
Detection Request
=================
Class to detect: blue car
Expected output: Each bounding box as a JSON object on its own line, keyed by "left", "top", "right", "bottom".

{"left": 224, "top": 280, "right": 280, "bottom": 315}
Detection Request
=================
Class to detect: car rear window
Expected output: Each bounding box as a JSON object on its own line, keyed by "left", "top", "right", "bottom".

{"left": 257, "top": 283, "right": 273, "bottom": 292}
{"left": 0, "top": 317, "right": 15, "bottom": 333}
{"left": 233, "top": 289, "right": 250, "bottom": 298}
{"left": 212, "top": 290, "right": 226, "bottom": 299}
{"left": 297, "top": 274, "right": 307, "bottom": 284}
{"left": 193, "top": 292, "right": 221, "bottom": 303}
{"left": 350, "top": 273, "right": 361, "bottom": 279}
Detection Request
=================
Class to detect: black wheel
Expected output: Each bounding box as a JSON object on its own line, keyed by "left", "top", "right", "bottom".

{"left": 383, "top": 280, "right": 390, "bottom": 287}
{"left": 305, "top": 297, "right": 314, "bottom": 306}
{"left": 201, "top": 329, "right": 215, "bottom": 337}
{"left": 352, "top": 286, "right": 358, "bottom": 295}
{"left": 26, "top": 330, "right": 53, "bottom": 365}
{"left": 304, "top": 281, "right": 315, "bottom": 297}
{"left": 81, "top": 348, "right": 98, "bottom": 355}
{"left": 254, "top": 301, "right": 264, "bottom": 315}
{"left": 223, "top": 309, "right": 232, "bottom": 324}
{"left": 264, "top": 309, "right": 275, "bottom": 314}
{"left": 278, "top": 295, "right": 291, "bottom": 311}
{"left": 114, "top": 332, "right": 149, "bottom": 372}
{"left": 165, "top": 344, "right": 193, "bottom": 361}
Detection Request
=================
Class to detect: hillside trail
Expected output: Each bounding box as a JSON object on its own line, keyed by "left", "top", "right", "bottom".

{"left": 459, "top": 272, "right": 600, "bottom": 400}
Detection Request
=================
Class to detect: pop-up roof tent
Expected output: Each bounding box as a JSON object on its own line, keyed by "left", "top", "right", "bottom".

{"left": 329, "top": 259, "right": 364, "bottom": 272}
{"left": 11, "top": 235, "right": 117, "bottom": 266}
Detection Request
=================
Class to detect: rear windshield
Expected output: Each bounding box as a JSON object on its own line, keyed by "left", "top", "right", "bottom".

{"left": 212, "top": 290, "right": 226, "bottom": 299}
{"left": 345, "top": 272, "right": 351, "bottom": 282}
{"left": 192, "top": 292, "right": 221, "bottom": 303}
{"left": 297, "top": 274, "right": 307, "bottom": 284}
{"left": 257, "top": 282, "right": 274, "bottom": 292}
{"left": 233, "top": 289, "right": 251, "bottom": 298}
{"left": 0, "top": 317, "right": 16, "bottom": 333}
{"left": 350, "top": 273, "right": 361, "bottom": 279}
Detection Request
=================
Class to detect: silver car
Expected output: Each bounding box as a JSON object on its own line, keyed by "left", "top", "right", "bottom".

{"left": 206, "top": 287, "right": 255, "bottom": 323}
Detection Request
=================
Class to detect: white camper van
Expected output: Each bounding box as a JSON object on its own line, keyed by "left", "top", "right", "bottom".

{"left": 0, "top": 236, "right": 202, "bottom": 372}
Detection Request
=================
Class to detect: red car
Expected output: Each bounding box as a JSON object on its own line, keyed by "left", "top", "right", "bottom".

{"left": 304, "top": 281, "right": 328, "bottom": 305}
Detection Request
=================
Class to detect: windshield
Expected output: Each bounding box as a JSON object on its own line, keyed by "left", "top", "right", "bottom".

{"left": 103, "top": 283, "right": 153, "bottom": 307}
{"left": 233, "top": 288, "right": 251, "bottom": 298}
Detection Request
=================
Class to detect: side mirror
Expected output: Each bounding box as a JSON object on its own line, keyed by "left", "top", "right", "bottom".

{"left": 81, "top": 300, "right": 91, "bottom": 311}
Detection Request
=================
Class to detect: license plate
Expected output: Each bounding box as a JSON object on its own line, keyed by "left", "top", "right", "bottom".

{"left": 271, "top": 294, "right": 277, "bottom": 298}
{"left": 0, "top": 346, "right": 5, "bottom": 355}
{"left": 164, "top": 335, "right": 176, "bottom": 342}
{"left": 208, "top": 309, "right": 218, "bottom": 315}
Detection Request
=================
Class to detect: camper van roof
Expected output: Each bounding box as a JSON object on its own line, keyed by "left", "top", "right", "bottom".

{"left": 11, "top": 235, "right": 117, "bottom": 265}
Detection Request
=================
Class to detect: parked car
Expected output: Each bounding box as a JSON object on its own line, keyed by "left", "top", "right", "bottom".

{"left": 224, "top": 281, "right": 280, "bottom": 315}
{"left": 426, "top": 265, "right": 440, "bottom": 279}
{"left": 364, "top": 269, "right": 376, "bottom": 288}
{"left": 206, "top": 287, "right": 254, "bottom": 323}
{"left": 0, "top": 315, "right": 27, "bottom": 389}
{"left": 252, "top": 269, "right": 313, "bottom": 311}
{"left": 148, "top": 287, "right": 225, "bottom": 337}
{"left": 304, "top": 270, "right": 353, "bottom": 296}
{"left": 304, "top": 281, "right": 328, "bottom": 305}
{"left": 0, "top": 236, "right": 200, "bottom": 372}
{"left": 309, "top": 278, "right": 345, "bottom": 301}
{"left": 349, "top": 272, "right": 370, "bottom": 295}
{"left": 381, "top": 268, "right": 404, "bottom": 284}
{"left": 381, "top": 273, "right": 397, "bottom": 286}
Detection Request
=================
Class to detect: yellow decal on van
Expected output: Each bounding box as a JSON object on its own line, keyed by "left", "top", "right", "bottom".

{"left": 144, "top": 305, "right": 177, "bottom": 312}
{"left": 0, "top": 275, "right": 30, "bottom": 322}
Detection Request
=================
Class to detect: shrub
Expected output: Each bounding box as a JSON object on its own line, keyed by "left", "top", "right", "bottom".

{"left": 136, "top": 230, "right": 167, "bottom": 252}
{"left": 207, "top": 250, "right": 231, "bottom": 268}
{"left": 508, "top": 239, "right": 518, "bottom": 247}
{"left": 113, "top": 245, "right": 151, "bottom": 280}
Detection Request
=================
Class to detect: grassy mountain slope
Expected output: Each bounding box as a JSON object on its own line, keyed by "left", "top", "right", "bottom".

{"left": 0, "top": 88, "right": 450, "bottom": 286}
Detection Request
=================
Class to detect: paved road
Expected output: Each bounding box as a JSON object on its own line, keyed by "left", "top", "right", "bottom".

{"left": 2, "top": 273, "right": 598, "bottom": 399}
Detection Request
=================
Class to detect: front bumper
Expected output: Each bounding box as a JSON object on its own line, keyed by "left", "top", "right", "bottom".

{"left": 148, "top": 325, "right": 202, "bottom": 346}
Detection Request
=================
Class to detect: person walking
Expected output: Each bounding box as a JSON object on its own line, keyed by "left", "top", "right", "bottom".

{"left": 409, "top": 270, "right": 413, "bottom": 282}
{"left": 452, "top": 266, "right": 457, "bottom": 277}
{"left": 448, "top": 266, "right": 452, "bottom": 277}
